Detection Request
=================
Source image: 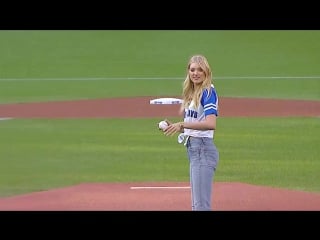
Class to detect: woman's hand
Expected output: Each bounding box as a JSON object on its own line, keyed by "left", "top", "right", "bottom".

{"left": 164, "top": 122, "right": 183, "bottom": 136}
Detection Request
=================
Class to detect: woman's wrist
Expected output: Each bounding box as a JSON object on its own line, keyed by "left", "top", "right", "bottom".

{"left": 179, "top": 122, "right": 184, "bottom": 132}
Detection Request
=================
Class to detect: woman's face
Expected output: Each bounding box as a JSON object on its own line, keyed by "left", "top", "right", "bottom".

{"left": 189, "top": 62, "right": 205, "bottom": 85}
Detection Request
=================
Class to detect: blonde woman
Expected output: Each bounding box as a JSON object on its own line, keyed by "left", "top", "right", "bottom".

{"left": 164, "top": 54, "right": 219, "bottom": 211}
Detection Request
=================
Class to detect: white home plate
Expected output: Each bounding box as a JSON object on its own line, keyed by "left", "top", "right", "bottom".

{"left": 150, "top": 97, "right": 183, "bottom": 105}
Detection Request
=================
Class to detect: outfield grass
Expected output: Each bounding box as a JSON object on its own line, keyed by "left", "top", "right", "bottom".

{"left": 0, "top": 30, "right": 319, "bottom": 78}
{"left": 0, "top": 78, "right": 319, "bottom": 104}
{"left": 0, "top": 30, "right": 319, "bottom": 197}
{"left": 0, "top": 30, "right": 319, "bottom": 103}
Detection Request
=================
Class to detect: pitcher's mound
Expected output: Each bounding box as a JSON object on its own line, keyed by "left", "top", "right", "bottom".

{"left": 0, "top": 182, "right": 319, "bottom": 211}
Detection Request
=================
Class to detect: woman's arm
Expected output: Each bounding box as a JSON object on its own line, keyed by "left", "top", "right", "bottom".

{"left": 164, "top": 114, "right": 217, "bottom": 136}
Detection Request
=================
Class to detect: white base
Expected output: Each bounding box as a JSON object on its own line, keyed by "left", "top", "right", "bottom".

{"left": 150, "top": 97, "right": 183, "bottom": 105}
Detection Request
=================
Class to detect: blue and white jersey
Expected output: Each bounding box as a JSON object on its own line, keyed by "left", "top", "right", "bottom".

{"left": 183, "top": 84, "right": 218, "bottom": 138}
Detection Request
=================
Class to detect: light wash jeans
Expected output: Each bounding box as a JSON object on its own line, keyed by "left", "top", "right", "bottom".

{"left": 186, "top": 137, "right": 219, "bottom": 211}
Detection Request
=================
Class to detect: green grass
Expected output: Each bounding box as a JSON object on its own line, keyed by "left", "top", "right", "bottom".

{"left": 0, "top": 118, "right": 319, "bottom": 197}
{"left": 0, "top": 79, "right": 183, "bottom": 104}
{"left": 215, "top": 117, "right": 320, "bottom": 192}
{"left": 0, "top": 118, "right": 187, "bottom": 196}
{"left": 0, "top": 30, "right": 319, "bottom": 78}
{"left": 0, "top": 78, "right": 319, "bottom": 104}
{"left": 218, "top": 78, "right": 320, "bottom": 100}
{"left": 0, "top": 30, "right": 319, "bottom": 103}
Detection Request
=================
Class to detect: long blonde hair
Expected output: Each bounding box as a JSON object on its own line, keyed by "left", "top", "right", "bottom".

{"left": 181, "top": 55, "right": 213, "bottom": 109}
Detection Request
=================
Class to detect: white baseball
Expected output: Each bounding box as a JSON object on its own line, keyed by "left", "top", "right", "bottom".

{"left": 158, "top": 120, "right": 168, "bottom": 131}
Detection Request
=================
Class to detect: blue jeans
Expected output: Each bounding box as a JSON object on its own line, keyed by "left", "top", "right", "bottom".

{"left": 186, "top": 137, "right": 219, "bottom": 211}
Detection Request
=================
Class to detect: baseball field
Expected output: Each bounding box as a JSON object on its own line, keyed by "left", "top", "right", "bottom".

{"left": 0, "top": 30, "right": 319, "bottom": 210}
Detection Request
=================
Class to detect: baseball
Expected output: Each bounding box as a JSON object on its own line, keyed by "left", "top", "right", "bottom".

{"left": 158, "top": 120, "right": 168, "bottom": 131}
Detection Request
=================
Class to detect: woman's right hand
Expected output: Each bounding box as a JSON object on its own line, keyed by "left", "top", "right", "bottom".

{"left": 164, "top": 122, "right": 183, "bottom": 136}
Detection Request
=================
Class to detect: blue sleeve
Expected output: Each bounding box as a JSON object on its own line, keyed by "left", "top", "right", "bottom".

{"left": 201, "top": 87, "right": 218, "bottom": 116}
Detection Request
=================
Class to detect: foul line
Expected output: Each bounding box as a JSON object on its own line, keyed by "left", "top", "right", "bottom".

{"left": 0, "top": 76, "right": 320, "bottom": 81}
{"left": 130, "top": 186, "right": 190, "bottom": 190}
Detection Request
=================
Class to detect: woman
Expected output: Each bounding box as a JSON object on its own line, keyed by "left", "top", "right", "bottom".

{"left": 163, "top": 54, "right": 219, "bottom": 211}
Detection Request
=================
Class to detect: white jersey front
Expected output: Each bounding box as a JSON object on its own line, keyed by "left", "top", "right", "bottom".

{"left": 183, "top": 85, "right": 218, "bottom": 138}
